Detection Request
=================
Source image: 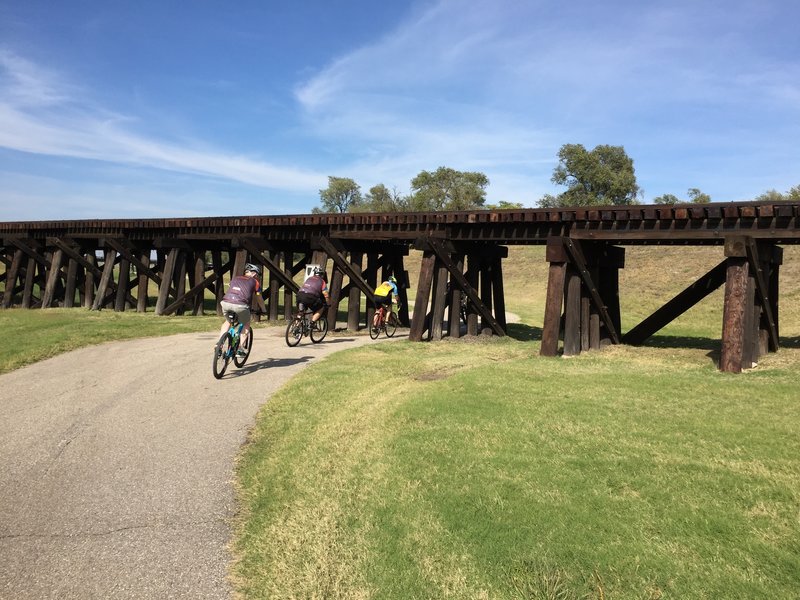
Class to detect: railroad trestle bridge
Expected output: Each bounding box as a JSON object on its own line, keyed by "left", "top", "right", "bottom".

{"left": 2, "top": 200, "right": 799, "bottom": 373}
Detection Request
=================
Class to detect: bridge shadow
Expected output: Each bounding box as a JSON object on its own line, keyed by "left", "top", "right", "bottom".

{"left": 506, "top": 323, "right": 542, "bottom": 342}
{"left": 220, "top": 355, "right": 314, "bottom": 378}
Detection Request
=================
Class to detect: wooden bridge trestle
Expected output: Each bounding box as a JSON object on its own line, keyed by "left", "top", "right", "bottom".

{"left": 3, "top": 200, "right": 800, "bottom": 372}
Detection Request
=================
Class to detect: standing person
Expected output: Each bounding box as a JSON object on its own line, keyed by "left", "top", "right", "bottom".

{"left": 219, "top": 263, "right": 261, "bottom": 355}
{"left": 296, "top": 266, "right": 330, "bottom": 326}
{"left": 372, "top": 275, "right": 398, "bottom": 328}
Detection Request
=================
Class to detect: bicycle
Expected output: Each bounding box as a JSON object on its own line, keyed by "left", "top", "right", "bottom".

{"left": 370, "top": 303, "right": 400, "bottom": 339}
{"left": 212, "top": 309, "right": 253, "bottom": 379}
{"left": 285, "top": 308, "right": 328, "bottom": 347}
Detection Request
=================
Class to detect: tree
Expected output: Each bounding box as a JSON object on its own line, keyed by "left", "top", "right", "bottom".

{"left": 408, "top": 167, "right": 489, "bottom": 211}
{"left": 652, "top": 193, "right": 681, "bottom": 205}
{"left": 687, "top": 188, "right": 711, "bottom": 204}
{"left": 539, "top": 144, "right": 641, "bottom": 207}
{"left": 755, "top": 184, "right": 800, "bottom": 202}
{"left": 651, "top": 189, "right": 711, "bottom": 205}
{"left": 316, "top": 176, "right": 362, "bottom": 213}
{"left": 351, "top": 184, "right": 409, "bottom": 212}
{"left": 485, "top": 200, "right": 525, "bottom": 209}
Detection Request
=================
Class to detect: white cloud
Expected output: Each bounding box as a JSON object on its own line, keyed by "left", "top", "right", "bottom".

{"left": 0, "top": 50, "right": 327, "bottom": 194}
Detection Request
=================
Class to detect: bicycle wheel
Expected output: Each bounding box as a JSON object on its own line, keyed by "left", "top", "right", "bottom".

{"left": 310, "top": 316, "right": 328, "bottom": 343}
{"left": 385, "top": 313, "right": 398, "bottom": 338}
{"left": 285, "top": 317, "right": 303, "bottom": 347}
{"left": 233, "top": 328, "right": 252, "bottom": 367}
{"left": 213, "top": 332, "right": 233, "bottom": 379}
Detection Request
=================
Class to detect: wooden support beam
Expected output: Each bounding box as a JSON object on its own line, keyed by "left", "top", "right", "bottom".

{"left": 348, "top": 252, "right": 363, "bottom": 331}
{"left": 238, "top": 238, "right": 299, "bottom": 293}
{"left": 744, "top": 239, "right": 779, "bottom": 351}
{"left": 447, "top": 254, "right": 465, "bottom": 338}
{"left": 41, "top": 249, "right": 65, "bottom": 308}
{"left": 161, "top": 259, "right": 233, "bottom": 316}
{"left": 409, "top": 251, "right": 435, "bottom": 341}
{"left": 720, "top": 257, "right": 749, "bottom": 373}
{"left": 155, "top": 248, "right": 179, "bottom": 315}
{"left": 563, "top": 268, "right": 581, "bottom": 355}
{"left": 540, "top": 237, "right": 568, "bottom": 356}
{"left": 316, "top": 236, "right": 376, "bottom": 301}
{"left": 92, "top": 249, "right": 117, "bottom": 310}
{"left": 114, "top": 256, "right": 131, "bottom": 311}
{"left": 64, "top": 257, "right": 79, "bottom": 308}
{"left": 562, "top": 238, "right": 620, "bottom": 344}
{"left": 430, "top": 260, "right": 449, "bottom": 341}
{"left": 622, "top": 260, "right": 728, "bottom": 345}
{"left": 421, "top": 237, "right": 505, "bottom": 337}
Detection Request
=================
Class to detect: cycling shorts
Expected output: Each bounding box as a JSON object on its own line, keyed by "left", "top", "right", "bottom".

{"left": 297, "top": 291, "right": 325, "bottom": 311}
{"left": 220, "top": 301, "right": 251, "bottom": 326}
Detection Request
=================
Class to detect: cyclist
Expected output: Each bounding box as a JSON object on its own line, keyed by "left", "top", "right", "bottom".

{"left": 219, "top": 263, "right": 261, "bottom": 355}
{"left": 296, "top": 266, "right": 330, "bottom": 327}
{"left": 372, "top": 274, "right": 399, "bottom": 329}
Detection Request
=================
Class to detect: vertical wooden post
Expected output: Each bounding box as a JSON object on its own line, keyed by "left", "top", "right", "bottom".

{"left": 348, "top": 252, "right": 363, "bottom": 331}
{"left": 155, "top": 248, "right": 179, "bottom": 315}
{"left": 213, "top": 250, "right": 224, "bottom": 316}
{"left": 2, "top": 249, "right": 23, "bottom": 308}
{"left": 114, "top": 256, "right": 131, "bottom": 311}
{"left": 64, "top": 257, "right": 79, "bottom": 308}
{"left": 766, "top": 246, "right": 781, "bottom": 352}
{"left": 563, "top": 268, "right": 582, "bottom": 356}
{"left": 365, "top": 253, "right": 378, "bottom": 330}
{"left": 327, "top": 264, "right": 344, "bottom": 329}
{"left": 137, "top": 251, "right": 150, "bottom": 312}
{"left": 390, "top": 252, "right": 410, "bottom": 327}
{"left": 720, "top": 236, "right": 749, "bottom": 373}
{"left": 479, "top": 257, "right": 493, "bottom": 332}
{"left": 466, "top": 255, "right": 479, "bottom": 336}
{"left": 491, "top": 255, "right": 506, "bottom": 331}
{"left": 541, "top": 238, "right": 567, "bottom": 357}
{"left": 448, "top": 253, "right": 465, "bottom": 338}
{"left": 42, "top": 248, "right": 64, "bottom": 308}
{"left": 283, "top": 251, "right": 294, "bottom": 320}
{"left": 22, "top": 257, "right": 37, "bottom": 308}
{"left": 92, "top": 249, "right": 116, "bottom": 311}
{"left": 193, "top": 253, "right": 206, "bottom": 315}
{"left": 268, "top": 251, "right": 279, "bottom": 321}
{"left": 83, "top": 251, "right": 97, "bottom": 308}
{"left": 430, "top": 259, "right": 448, "bottom": 341}
{"left": 409, "top": 251, "right": 435, "bottom": 342}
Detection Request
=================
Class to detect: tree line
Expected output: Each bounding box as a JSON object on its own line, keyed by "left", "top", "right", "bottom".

{"left": 314, "top": 144, "right": 799, "bottom": 212}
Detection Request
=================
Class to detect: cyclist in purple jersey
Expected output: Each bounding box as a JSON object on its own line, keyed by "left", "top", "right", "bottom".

{"left": 296, "top": 266, "right": 330, "bottom": 326}
{"left": 219, "top": 263, "right": 261, "bottom": 354}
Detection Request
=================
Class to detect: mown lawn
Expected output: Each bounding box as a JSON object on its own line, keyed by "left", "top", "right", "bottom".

{"left": 233, "top": 337, "right": 800, "bottom": 599}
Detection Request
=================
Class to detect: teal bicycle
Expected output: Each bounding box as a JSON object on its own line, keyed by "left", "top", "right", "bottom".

{"left": 213, "top": 310, "right": 253, "bottom": 379}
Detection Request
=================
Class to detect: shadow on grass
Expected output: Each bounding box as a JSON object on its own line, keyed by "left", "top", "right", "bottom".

{"left": 506, "top": 323, "right": 542, "bottom": 342}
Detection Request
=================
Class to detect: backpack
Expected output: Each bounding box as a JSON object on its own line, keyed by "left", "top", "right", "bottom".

{"left": 374, "top": 282, "right": 393, "bottom": 297}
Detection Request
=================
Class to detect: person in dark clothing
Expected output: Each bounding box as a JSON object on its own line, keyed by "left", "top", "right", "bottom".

{"left": 296, "top": 266, "right": 330, "bottom": 326}
{"left": 219, "top": 263, "right": 261, "bottom": 354}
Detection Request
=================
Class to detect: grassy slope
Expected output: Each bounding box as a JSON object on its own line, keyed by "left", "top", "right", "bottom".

{"left": 233, "top": 245, "right": 800, "bottom": 599}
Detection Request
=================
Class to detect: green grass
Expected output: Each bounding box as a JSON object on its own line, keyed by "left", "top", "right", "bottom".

{"left": 234, "top": 338, "right": 800, "bottom": 599}
{"left": 0, "top": 308, "right": 220, "bottom": 374}
{"left": 4, "top": 245, "right": 800, "bottom": 598}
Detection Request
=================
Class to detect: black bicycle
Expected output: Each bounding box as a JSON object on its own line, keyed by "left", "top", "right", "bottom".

{"left": 285, "top": 308, "right": 328, "bottom": 347}
{"left": 212, "top": 310, "right": 253, "bottom": 379}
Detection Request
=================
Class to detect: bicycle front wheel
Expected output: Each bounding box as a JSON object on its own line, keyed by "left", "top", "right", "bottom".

{"left": 213, "top": 332, "right": 233, "bottom": 379}
{"left": 385, "top": 313, "right": 399, "bottom": 338}
{"left": 285, "top": 317, "right": 303, "bottom": 347}
{"left": 369, "top": 321, "right": 381, "bottom": 339}
{"left": 233, "top": 329, "right": 252, "bottom": 367}
{"left": 310, "top": 316, "right": 328, "bottom": 343}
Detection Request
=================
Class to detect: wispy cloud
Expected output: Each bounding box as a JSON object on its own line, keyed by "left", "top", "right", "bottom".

{"left": 0, "top": 50, "right": 327, "bottom": 194}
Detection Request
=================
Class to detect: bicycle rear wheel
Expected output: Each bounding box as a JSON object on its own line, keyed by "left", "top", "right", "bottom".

{"left": 285, "top": 317, "right": 303, "bottom": 347}
{"left": 310, "top": 316, "right": 328, "bottom": 343}
{"left": 213, "top": 332, "right": 233, "bottom": 379}
{"left": 233, "top": 329, "right": 252, "bottom": 367}
{"left": 385, "top": 313, "right": 398, "bottom": 338}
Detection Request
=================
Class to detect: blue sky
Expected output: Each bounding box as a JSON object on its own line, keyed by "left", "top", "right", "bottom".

{"left": 1, "top": 0, "right": 798, "bottom": 220}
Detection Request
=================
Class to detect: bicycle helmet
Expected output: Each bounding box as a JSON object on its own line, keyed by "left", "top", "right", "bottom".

{"left": 244, "top": 263, "right": 261, "bottom": 276}
{"left": 388, "top": 275, "right": 397, "bottom": 284}
{"left": 313, "top": 266, "right": 328, "bottom": 280}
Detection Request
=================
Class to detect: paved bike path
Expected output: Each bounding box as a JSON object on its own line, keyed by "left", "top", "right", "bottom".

{"left": 0, "top": 326, "right": 379, "bottom": 599}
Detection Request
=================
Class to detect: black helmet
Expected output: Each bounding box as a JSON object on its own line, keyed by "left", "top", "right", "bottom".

{"left": 313, "top": 266, "right": 327, "bottom": 279}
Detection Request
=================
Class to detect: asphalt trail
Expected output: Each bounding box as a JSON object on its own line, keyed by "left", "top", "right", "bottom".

{"left": 0, "top": 326, "right": 376, "bottom": 599}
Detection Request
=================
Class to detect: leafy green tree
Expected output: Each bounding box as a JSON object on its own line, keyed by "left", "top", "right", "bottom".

{"left": 652, "top": 189, "right": 711, "bottom": 205}
{"left": 539, "top": 144, "right": 641, "bottom": 207}
{"left": 652, "top": 193, "right": 681, "bottom": 205}
{"left": 315, "top": 176, "right": 362, "bottom": 213}
{"left": 485, "top": 200, "right": 525, "bottom": 209}
{"left": 408, "top": 167, "right": 489, "bottom": 211}
{"left": 351, "top": 184, "right": 409, "bottom": 212}
{"left": 755, "top": 185, "right": 800, "bottom": 202}
{"left": 687, "top": 188, "right": 711, "bottom": 204}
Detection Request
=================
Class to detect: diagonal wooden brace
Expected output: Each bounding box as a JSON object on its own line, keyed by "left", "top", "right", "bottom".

{"left": 744, "top": 238, "right": 779, "bottom": 351}
{"left": 425, "top": 237, "right": 505, "bottom": 337}
{"left": 238, "top": 238, "right": 299, "bottom": 293}
{"left": 315, "top": 236, "right": 376, "bottom": 303}
{"left": 563, "top": 238, "right": 620, "bottom": 344}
